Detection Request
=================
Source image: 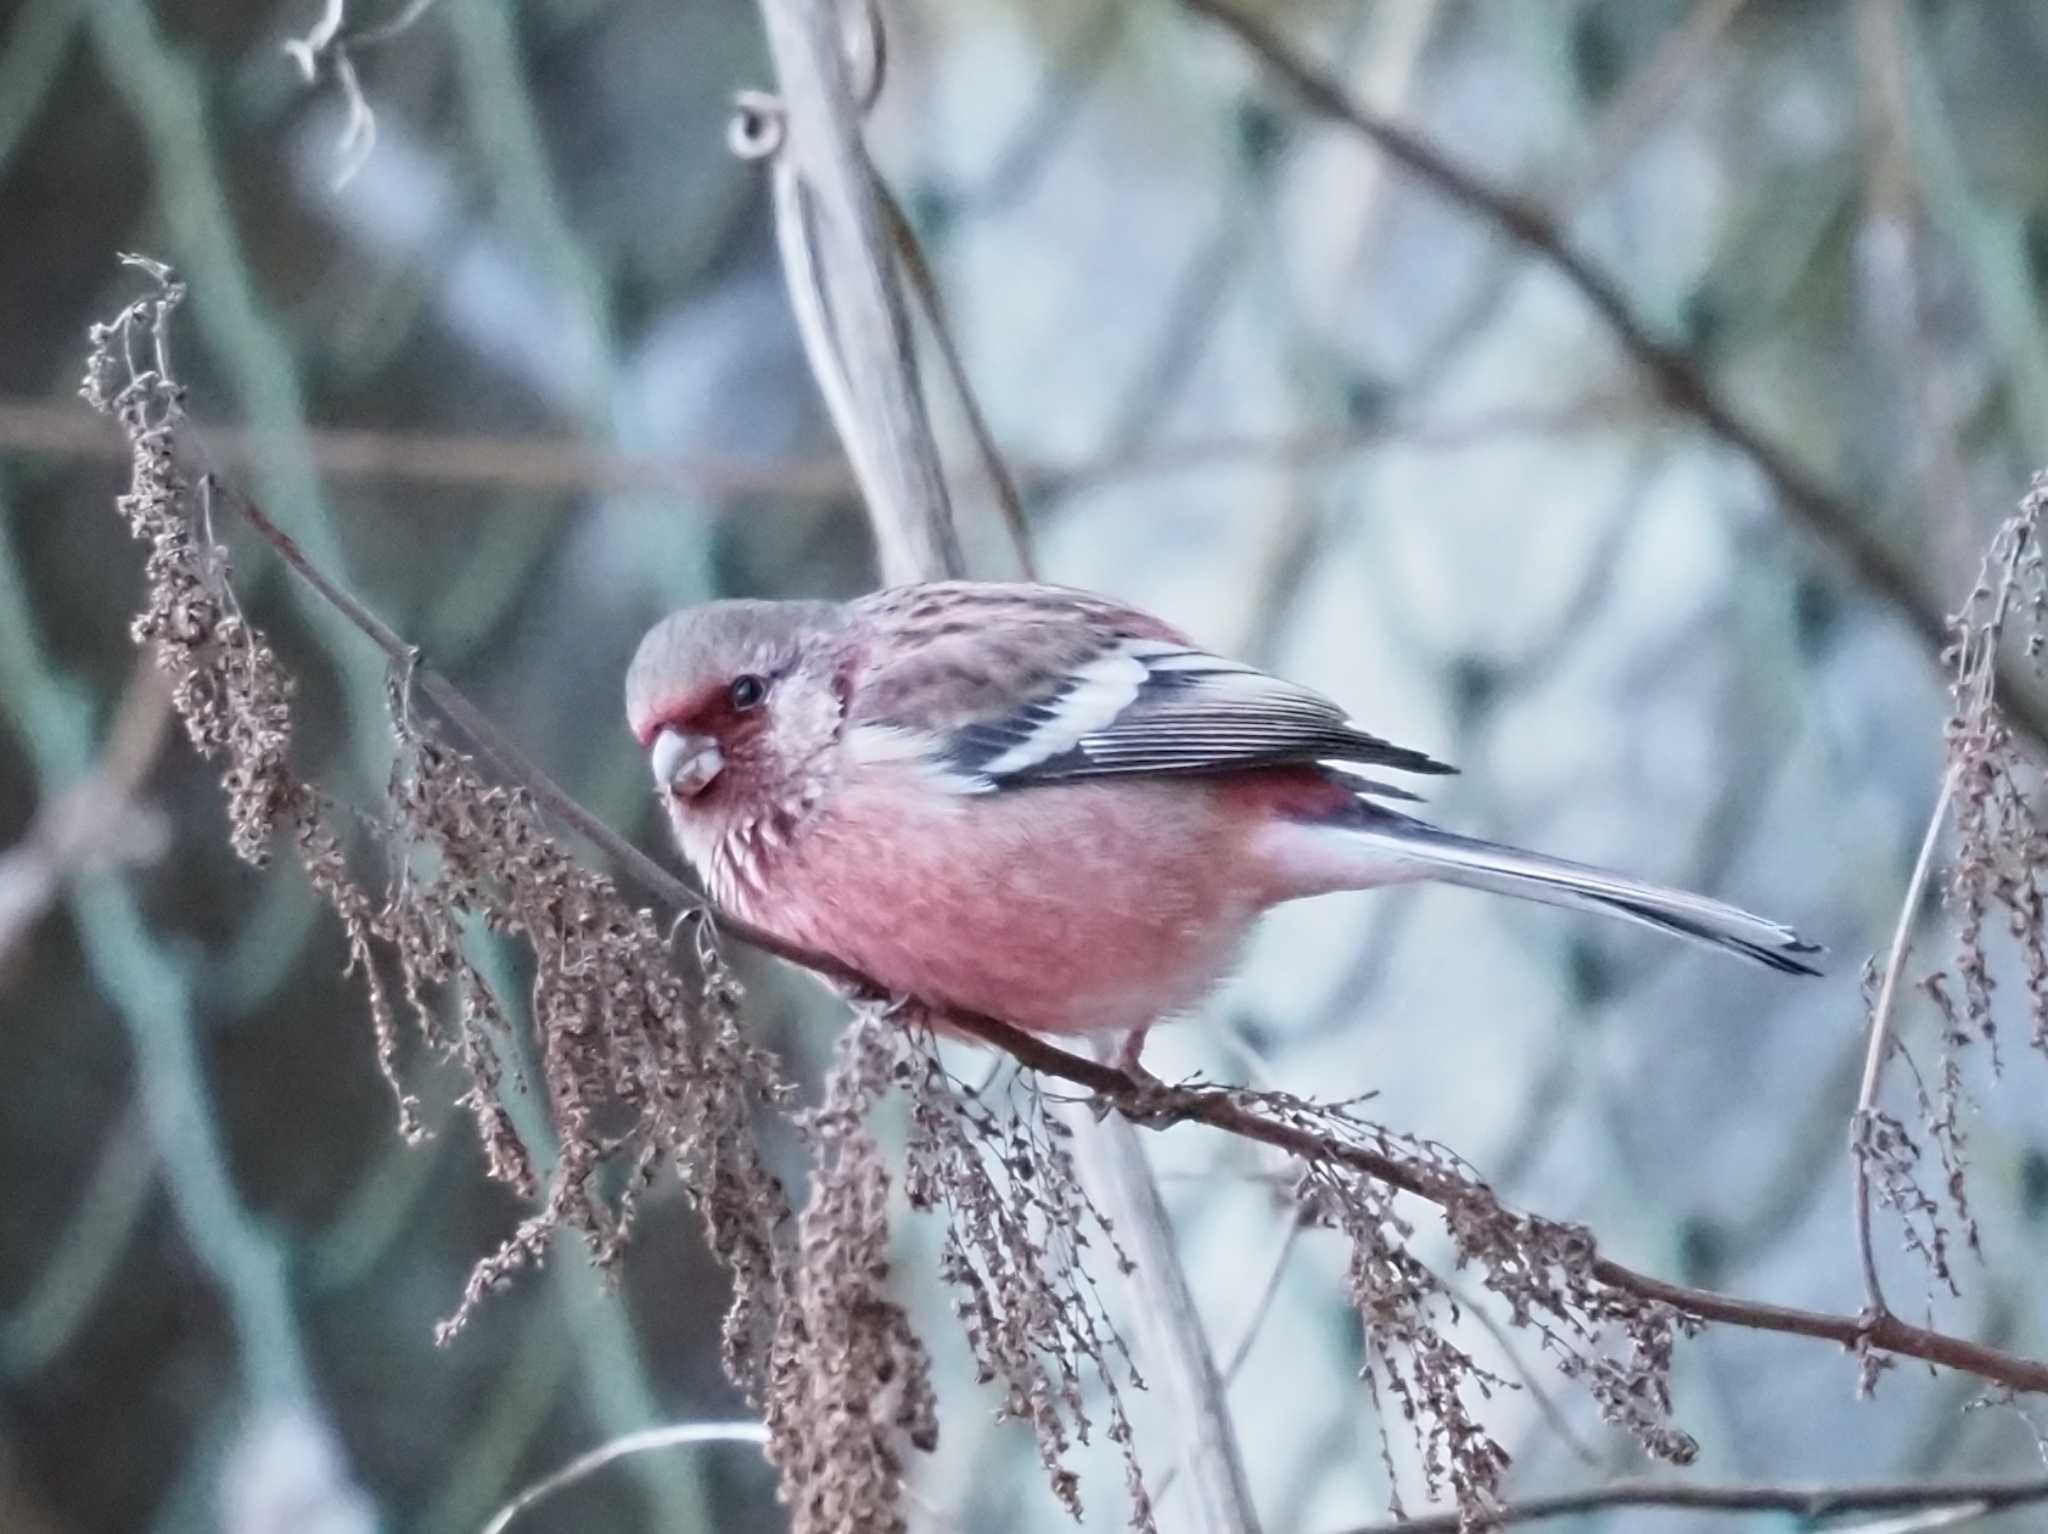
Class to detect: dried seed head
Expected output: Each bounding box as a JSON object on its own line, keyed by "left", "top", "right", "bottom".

{"left": 86, "top": 260, "right": 796, "bottom": 1394}
{"left": 898, "top": 1020, "right": 1152, "bottom": 1529}
{"left": 1860, "top": 476, "right": 2048, "bottom": 1309}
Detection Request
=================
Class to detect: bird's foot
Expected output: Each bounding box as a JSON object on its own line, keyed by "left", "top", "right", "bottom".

{"left": 1089, "top": 1027, "right": 1179, "bottom": 1127}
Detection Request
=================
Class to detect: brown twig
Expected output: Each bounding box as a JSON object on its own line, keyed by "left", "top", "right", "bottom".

{"left": 1320, "top": 1473, "right": 2045, "bottom": 1533}
{"left": 933, "top": 1009, "right": 2048, "bottom": 1395}
{"left": 220, "top": 485, "right": 695, "bottom": 913}
{"left": 1177, "top": 0, "right": 2048, "bottom": 757}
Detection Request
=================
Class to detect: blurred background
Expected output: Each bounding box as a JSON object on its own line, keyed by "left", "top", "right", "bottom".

{"left": 5, "top": 0, "right": 2048, "bottom": 1529}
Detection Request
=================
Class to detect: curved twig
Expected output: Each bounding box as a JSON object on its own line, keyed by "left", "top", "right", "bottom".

{"left": 478, "top": 1421, "right": 769, "bottom": 1534}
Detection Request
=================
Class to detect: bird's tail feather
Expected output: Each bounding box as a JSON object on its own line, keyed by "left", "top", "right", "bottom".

{"left": 1344, "top": 817, "right": 1823, "bottom": 976}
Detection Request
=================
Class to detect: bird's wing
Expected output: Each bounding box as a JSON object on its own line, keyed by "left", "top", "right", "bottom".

{"left": 845, "top": 583, "right": 1455, "bottom": 792}
{"left": 938, "top": 640, "right": 1459, "bottom": 787}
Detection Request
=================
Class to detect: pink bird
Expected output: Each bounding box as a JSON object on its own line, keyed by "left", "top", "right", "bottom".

{"left": 626, "top": 582, "right": 1817, "bottom": 1056}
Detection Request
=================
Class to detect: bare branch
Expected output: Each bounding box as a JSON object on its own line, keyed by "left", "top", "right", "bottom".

{"left": 1150, "top": 1209, "right": 1309, "bottom": 1511}
{"left": 1854, "top": 770, "right": 1953, "bottom": 1321}
{"left": 932, "top": 1011, "right": 2048, "bottom": 1397}
{"left": 217, "top": 486, "right": 693, "bottom": 913}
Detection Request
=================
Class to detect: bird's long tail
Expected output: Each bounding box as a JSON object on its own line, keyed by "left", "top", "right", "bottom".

{"left": 1335, "top": 814, "right": 1822, "bottom": 976}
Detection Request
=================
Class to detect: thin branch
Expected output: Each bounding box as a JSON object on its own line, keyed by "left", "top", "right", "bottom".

{"left": 1850, "top": 515, "right": 2025, "bottom": 1320}
{"left": 1222, "top": 1209, "right": 1308, "bottom": 1384}
{"left": 1150, "top": 1209, "right": 1308, "bottom": 1511}
{"left": 1320, "top": 1474, "right": 2048, "bottom": 1534}
{"left": 1853, "top": 769, "right": 1954, "bottom": 1318}
{"left": 221, "top": 486, "right": 693, "bottom": 914}
{"left": 477, "top": 1421, "right": 768, "bottom": 1534}
{"left": 741, "top": 98, "right": 882, "bottom": 524}
{"left": 214, "top": 475, "right": 2048, "bottom": 1400}
{"left": 876, "top": 179, "right": 1035, "bottom": 577}
{"left": 1177, "top": 0, "right": 2048, "bottom": 757}
{"left": 933, "top": 1010, "right": 2048, "bottom": 1397}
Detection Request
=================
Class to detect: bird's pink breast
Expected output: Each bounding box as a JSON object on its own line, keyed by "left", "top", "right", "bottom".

{"left": 727, "top": 770, "right": 1311, "bottom": 1037}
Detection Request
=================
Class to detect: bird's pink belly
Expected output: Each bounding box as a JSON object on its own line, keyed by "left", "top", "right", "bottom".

{"left": 746, "top": 777, "right": 1268, "bottom": 1037}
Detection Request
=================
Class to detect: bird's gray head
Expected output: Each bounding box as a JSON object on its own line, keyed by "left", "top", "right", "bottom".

{"left": 625, "top": 598, "right": 848, "bottom": 813}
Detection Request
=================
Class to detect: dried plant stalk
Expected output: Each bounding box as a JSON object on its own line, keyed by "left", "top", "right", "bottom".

{"left": 82, "top": 255, "right": 798, "bottom": 1404}
{"left": 1857, "top": 477, "right": 2048, "bottom": 1312}
{"left": 770, "top": 1009, "right": 938, "bottom": 1534}
{"left": 1941, "top": 483, "right": 2048, "bottom": 1056}
{"left": 1278, "top": 1095, "right": 1697, "bottom": 1525}
{"left": 899, "top": 1030, "right": 1153, "bottom": 1528}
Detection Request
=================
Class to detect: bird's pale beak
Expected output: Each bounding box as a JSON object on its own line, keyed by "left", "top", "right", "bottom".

{"left": 650, "top": 727, "right": 723, "bottom": 799}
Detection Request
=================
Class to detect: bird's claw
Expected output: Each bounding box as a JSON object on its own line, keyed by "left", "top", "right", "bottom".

{"left": 1091, "top": 1057, "right": 1180, "bottom": 1129}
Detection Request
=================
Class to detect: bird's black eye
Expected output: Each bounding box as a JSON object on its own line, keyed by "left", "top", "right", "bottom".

{"left": 728, "top": 673, "right": 768, "bottom": 710}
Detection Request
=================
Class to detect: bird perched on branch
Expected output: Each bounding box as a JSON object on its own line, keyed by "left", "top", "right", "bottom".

{"left": 627, "top": 581, "right": 1818, "bottom": 1054}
